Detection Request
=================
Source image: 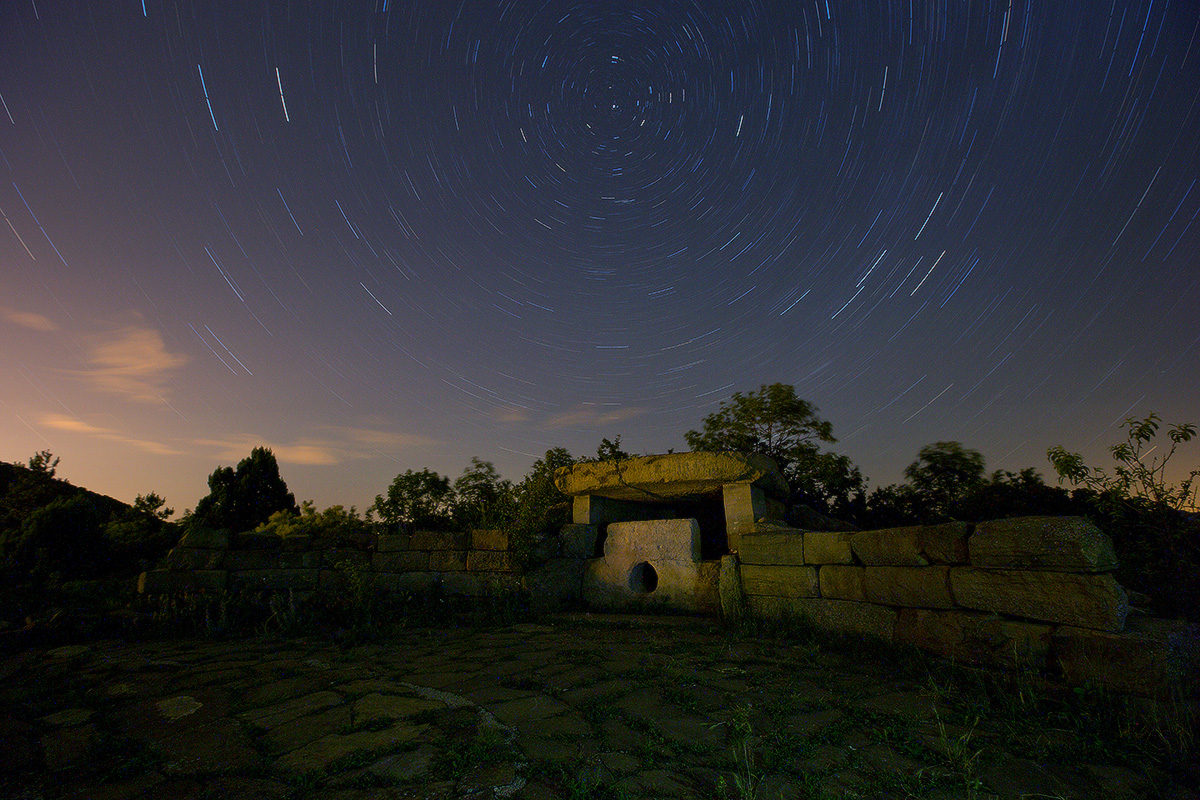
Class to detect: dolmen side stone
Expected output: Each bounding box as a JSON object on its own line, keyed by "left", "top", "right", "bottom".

{"left": 555, "top": 451, "right": 788, "bottom": 501}
{"left": 969, "top": 516, "right": 1118, "bottom": 572}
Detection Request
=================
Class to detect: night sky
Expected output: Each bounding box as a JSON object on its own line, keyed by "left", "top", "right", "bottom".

{"left": 2, "top": 1, "right": 1197, "bottom": 517}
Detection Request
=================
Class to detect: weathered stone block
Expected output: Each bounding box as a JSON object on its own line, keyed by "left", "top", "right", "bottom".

{"left": 696, "top": 561, "right": 721, "bottom": 616}
{"left": 737, "top": 530, "right": 805, "bottom": 565}
{"left": 817, "top": 565, "right": 866, "bottom": 601}
{"left": 373, "top": 551, "right": 429, "bottom": 572}
{"left": 467, "top": 550, "right": 517, "bottom": 572}
{"left": 950, "top": 567, "right": 1128, "bottom": 631}
{"left": 524, "top": 558, "right": 587, "bottom": 610}
{"left": 557, "top": 451, "right": 789, "bottom": 501}
{"left": 163, "top": 547, "right": 223, "bottom": 570}
{"left": 221, "top": 550, "right": 280, "bottom": 571}
{"left": 918, "top": 523, "right": 972, "bottom": 564}
{"left": 723, "top": 482, "right": 767, "bottom": 529}
{"left": 323, "top": 549, "right": 371, "bottom": 569}
{"left": 229, "top": 569, "right": 318, "bottom": 591}
{"left": 572, "top": 495, "right": 655, "bottom": 526}
{"left": 280, "top": 533, "right": 313, "bottom": 551}
{"left": 1052, "top": 617, "right": 1200, "bottom": 694}
{"left": 894, "top": 608, "right": 1054, "bottom": 669}
{"left": 804, "top": 531, "right": 854, "bottom": 564}
{"left": 747, "top": 597, "right": 898, "bottom": 641}
{"left": 582, "top": 557, "right": 704, "bottom": 611}
{"left": 373, "top": 571, "right": 437, "bottom": 593}
{"left": 862, "top": 566, "right": 954, "bottom": 609}
{"left": 739, "top": 564, "right": 819, "bottom": 598}
{"left": 409, "top": 530, "right": 468, "bottom": 551}
{"left": 232, "top": 531, "right": 282, "bottom": 550}
{"left": 177, "top": 529, "right": 229, "bottom": 549}
{"left": 442, "top": 571, "right": 522, "bottom": 596}
{"left": 969, "top": 516, "right": 1118, "bottom": 572}
{"left": 376, "top": 534, "right": 411, "bottom": 552}
{"left": 560, "top": 524, "right": 601, "bottom": 559}
{"left": 430, "top": 550, "right": 467, "bottom": 572}
{"left": 139, "top": 567, "right": 226, "bottom": 594}
{"left": 851, "top": 527, "right": 928, "bottom": 565}
{"left": 719, "top": 555, "right": 744, "bottom": 619}
{"left": 604, "top": 519, "right": 700, "bottom": 563}
{"left": 278, "top": 551, "right": 322, "bottom": 569}
{"left": 471, "top": 529, "right": 509, "bottom": 551}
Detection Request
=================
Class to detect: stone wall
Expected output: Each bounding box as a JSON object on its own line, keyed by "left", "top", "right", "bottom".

{"left": 138, "top": 526, "right": 594, "bottom": 611}
{"left": 732, "top": 516, "right": 1198, "bottom": 694}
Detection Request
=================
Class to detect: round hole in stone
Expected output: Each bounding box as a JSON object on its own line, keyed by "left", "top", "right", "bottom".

{"left": 628, "top": 561, "right": 658, "bottom": 594}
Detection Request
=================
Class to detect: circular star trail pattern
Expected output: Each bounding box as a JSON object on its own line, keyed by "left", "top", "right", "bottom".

{"left": 0, "top": 0, "right": 1197, "bottom": 508}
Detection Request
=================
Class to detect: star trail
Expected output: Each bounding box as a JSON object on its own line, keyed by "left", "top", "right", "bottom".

{"left": 1, "top": 1, "right": 1197, "bottom": 513}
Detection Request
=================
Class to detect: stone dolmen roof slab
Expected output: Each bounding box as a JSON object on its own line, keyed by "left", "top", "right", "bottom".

{"left": 554, "top": 451, "right": 788, "bottom": 501}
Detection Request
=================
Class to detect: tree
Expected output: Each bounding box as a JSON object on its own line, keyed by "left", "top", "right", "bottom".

{"left": 191, "top": 447, "right": 298, "bottom": 533}
{"left": 452, "top": 458, "right": 515, "bottom": 530}
{"left": 257, "top": 500, "right": 374, "bottom": 544}
{"left": 1048, "top": 413, "right": 1198, "bottom": 618}
{"left": 28, "top": 450, "right": 60, "bottom": 477}
{"left": 903, "top": 441, "right": 986, "bottom": 517}
{"left": 370, "top": 468, "right": 455, "bottom": 532}
{"left": 133, "top": 492, "right": 173, "bottom": 520}
{"left": 7, "top": 495, "right": 109, "bottom": 581}
{"left": 685, "top": 384, "right": 835, "bottom": 469}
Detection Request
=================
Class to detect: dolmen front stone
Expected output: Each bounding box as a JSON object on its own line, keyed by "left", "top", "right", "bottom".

{"left": 557, "top": 452, "right": 787, "bottom": 613}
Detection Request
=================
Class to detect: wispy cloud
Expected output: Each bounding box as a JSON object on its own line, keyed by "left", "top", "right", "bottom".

{"left": 193, "top": 425, "right": 440, "bottom": 467}
{"left": 71, "top": 325, "right": 188, "bottom": 403}
{"left": 1, "top": 306, "right": 58, "bottom": 332}
{"left": 40, "top": 413, "right": 181, "bottom": 455}
{"left": 546, "top": 404, "right": 649, "bottom": 429}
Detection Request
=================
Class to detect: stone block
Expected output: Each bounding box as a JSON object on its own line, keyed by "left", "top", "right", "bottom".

{"left": 442, "top": 571, "right": 522, "bottom": 596}
{"left": 229, "top": 569, "right": 318, "bottom": 592}
{"left": 560, "top": 524, "right": 601, "bottom": 559}
{"left": 918, "top": 522, "right": 972, "bottom": 564}
{"left": 524, "top": 559, "right": 587, "bottom": 610}
{"left": 556, "top": 451, "right": 788, "bottom": 501}
{"left": 177, "top": 528, "right": 229, "bottom": 549}
{"left": 409, "top": 530, "right": 469, "bottom": 551}
{"left": 471, "top": 529, "right": 509, "bottom": 551}
{"left": 430, "top": 550, "right": 467, "bottom": 572}
{"left": 817, "top": 565, "right": 866, "bottom": 601}
{"left": 373, "top": 551, "right": 429, "bottom": 572}
{"left": 723, "top": 482, "right": 767, "bottom": 529}
{"left": 747, "top": 597, "right": 898, "bottom": 641}
{"left": 739, "top": 564, "right": 819, "bottom": 599}
{"left": 604, "top": 519, "right": 700, "bottom": 563}
{"left": 950, "top": 567, "right": 1128, "bottom": 631}
{"left": 572, "top": 495, "right": 655, "bottom": 526}
{"left": 323, "top": 549, "right": 371, "bottom": 569}
{"left": 467, "top": 550, "right": 517, "bottom": 572}
{"left": 969, "top": 516, "right": 1118, "bottom": 572}
{"left": 737, "top": 530, "right": 805, "bottom": 565}
{"left": 696, "top": 560, "right": 722, "bottom": 615}
{"left": 377, "top": 534, "right": 411, "bottom": 552}
{"left": 139, "top": 569, "right": 229, "bottom": 593}
{"left": 582, "top": 557, "right": 705, "bottom": 611}
{"left": 163, "top": 547, "right": 223, "bottom": 570}
{"left": 278, "top": 550, "right": 321, "bottom": 569}
{"left": 1052, "top": 616, "right": 1200, "bottom": 695}
{"left": 719, "top": 554, "right": 744, "bottom": 620}
{"left": 221, "top": 550, "right": 280, "bottom": 571}
{"left": 894, "top": 609, "right": 1054, "bottom": 669}
{"left": 280, "top": 533, "right": 313, "bottom": 551}
{"left": 373, "top": 572, "right": 437, "bottom": 593}
{"left": 804, "top": 531, "right": 854, "bottom": 564}
{"left": 232, "top": 531, "right": 282, "bottom": 550}
{"left": 851, "top": 527, "right": 928, "bottom": 565}
{"left": 862, "top": 566, "right": 954, "bottom": 609}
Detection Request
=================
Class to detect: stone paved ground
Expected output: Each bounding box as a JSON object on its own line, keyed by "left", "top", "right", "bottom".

{"left": 0, "top": 614, "right": 1192, "bottom": 799}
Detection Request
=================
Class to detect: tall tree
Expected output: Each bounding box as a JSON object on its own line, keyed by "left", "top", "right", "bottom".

{"left": 370, "top": 468, "right": 455, "bottom": 531}
{"left": 191, "top": 447, "right": 297, "bottom": 533}
{"left": 903, "top": 441, "right": 986, "bottom": 516}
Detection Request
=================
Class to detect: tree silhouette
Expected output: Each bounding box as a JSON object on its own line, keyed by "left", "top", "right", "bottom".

{"left": 191, "top": 447, "right": 297, "bottom": 533}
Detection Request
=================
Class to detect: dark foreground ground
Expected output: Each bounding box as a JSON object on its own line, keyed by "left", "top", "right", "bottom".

{"left": 0, "top": 613, "right": 1194, "bottom": 800}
